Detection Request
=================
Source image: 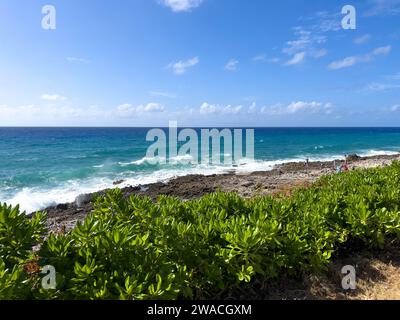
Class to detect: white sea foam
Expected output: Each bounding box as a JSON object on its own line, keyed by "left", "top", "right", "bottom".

{"left": 118, "top": 156, "right": 164, "bottom": 166}
{"left": 119, "top": 155, "right": 195, "bottom": 166}
{"left": 170, "top": 154, "right": 195, "bottom": 164}
{"left": 65, "top": 155, "right": 88, "bottom": 159}
{"left": 360, "top": 149, "right": 399, "bottom": 157}
{"left": 4, "top": 178, "right": 113, "bottom": 213}
{"left": 2, "top": 149, "right": 399, "bottom": 213}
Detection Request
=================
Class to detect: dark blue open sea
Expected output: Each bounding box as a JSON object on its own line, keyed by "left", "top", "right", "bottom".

{"left": 1, "top": 127, "right": 400, "bottom": 212}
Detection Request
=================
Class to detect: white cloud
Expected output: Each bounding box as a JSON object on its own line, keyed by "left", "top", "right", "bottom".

{"left": 138, "top": 103, "right": 165, "bottom": 112}
{"left": 286, "top": 52, "right": 306, "bottom": 65}
{"left": 0, "top": 100, "right": 340, "bottom": 126}
{"left": 199, "top": 102, "right": 243, "bottom": 115}
{"left": 282, "top": 24, "right": 329, "bottom": 64}
{"left": 279, "top": 12, "right": 344, "bottom": 67}
{"left": 149, "top": 91, "right": 177, "bottom": 98}
{"left": 364, "top": 0, "right": 400, "bottom": 16}
{"left": 168, "top": 57, "right": 199, "bottom": 75}
{"left": 362, "top": 83, "right": 400, "bottom": 92}
{"left": 373, "top": 45, "right": 392, "bottom": 55}
{"left": 311, "top": 49, "right": 328, "bottom": 58}
{"left": 309, "top": 11, "right": 342, "bottom": 32}
{"left": 354, "top": 34, "right": 371, "bottom": 45}
{"left": 0, "top": 101, "right": 169, "bottom": 125}
{"left": 40, "top": 94, "right": 67, "bottom": 101}
{"left": 0, "top": 104, "right": 107, "bottom": 124}
{"left": 116, "top": 103, "right": 164, "bottom": 117}
{"left": 252, "top": 54, "right": 267, "bottom": 62}
{"left": 225, "top": 59, "right": 239, "bottom": 71}
{"left": 358, "top": 72, "right": 400, "bottom": 92}
{"left": 199, "top": 102, "right": 217, "bottom": 114}
{"left": 386, "top": 72, "right": 400, "bottom": 80}
{"left": 262, "top": 101, "right": 333, "bottom": 115}
{"left": 0, "top": 105, "right": 11, "bottom": 117}
{"left": 66, "top": 57, "right": 91, "bottom": 64}
{"left": 252, "top": 54, "right": 280, "bottom": 64}
{"left": 328, "top": 45, "right": 391, "bottom": 70}
{"left": 328, "top": 57, "right": 358, "bottom": 70}
{"left": 0, "top": 104, "right": 37, "bottom": 117}
{"left": 159, "top": 0, "right": 204, "bottom": 12}
{"left": 248, "top": 102, "right": 257, "bottom": 114}
{"left": 283, "top": 31, "right": 313, "bottom": 55}
{"left": 391, "top": 104, "right": 400, "bottom": 111}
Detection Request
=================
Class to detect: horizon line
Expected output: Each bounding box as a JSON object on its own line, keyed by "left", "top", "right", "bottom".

{"left": 1, "top": 126, "right": 400, "bottom": 129}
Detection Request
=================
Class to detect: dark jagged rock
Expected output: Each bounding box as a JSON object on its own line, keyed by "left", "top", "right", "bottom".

{"left": 56, "top": 203, "right": 68, "bottom": 210}
{"left": 347, "top": 154, "right": 361, "bottom": 162}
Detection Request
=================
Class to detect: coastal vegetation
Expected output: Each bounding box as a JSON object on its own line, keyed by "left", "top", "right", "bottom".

{"left": 1, "top": 162, "right": 400, "bottom": 300}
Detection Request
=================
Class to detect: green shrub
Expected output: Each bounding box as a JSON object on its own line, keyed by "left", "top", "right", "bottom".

{"left": 2, "top": 162, "right": 400, "bottom": 299}
{"left": 0, "top": 203, "right": 46, "bottom": 267}
{"left": 0, "top": 204, "right": 46, "bottom": 299}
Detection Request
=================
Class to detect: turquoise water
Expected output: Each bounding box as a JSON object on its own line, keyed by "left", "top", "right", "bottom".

{"left": 1, "top": 127, "right": 400, "bottom": 212}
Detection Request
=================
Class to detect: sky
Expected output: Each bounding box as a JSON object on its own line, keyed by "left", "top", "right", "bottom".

{"left": 0, "top": 0, "right": 399, "bottom": 127}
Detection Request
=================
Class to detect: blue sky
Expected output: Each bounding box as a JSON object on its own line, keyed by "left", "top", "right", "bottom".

{"left": 0, "top": 0, "right": 399, "bottom": 127}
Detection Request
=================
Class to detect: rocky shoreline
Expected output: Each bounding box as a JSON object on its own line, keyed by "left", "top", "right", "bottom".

{"left": 42, "top": 154, "right": 400, "bottom": 232}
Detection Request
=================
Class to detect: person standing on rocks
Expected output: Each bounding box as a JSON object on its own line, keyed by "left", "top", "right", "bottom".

{"left": 305, "top": 158, "right": 309, "bottom": 174}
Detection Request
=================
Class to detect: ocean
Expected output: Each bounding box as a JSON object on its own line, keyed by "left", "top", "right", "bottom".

{"left": 1, "top": 127, "right": 400, "bottom": 213}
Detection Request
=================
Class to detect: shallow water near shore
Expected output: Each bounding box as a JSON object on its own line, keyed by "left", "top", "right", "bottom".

{"left": 1, "top": 127, "right": 400, "bottom": 213}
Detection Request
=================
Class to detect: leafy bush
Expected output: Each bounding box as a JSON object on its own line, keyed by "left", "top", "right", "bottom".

{"left": 0, "top": 204, "right": 46, "bottom": 299}
{"left": 2, "top": 162, "right": 400, "bottom": 299}
{"left": 0, "top": 204, "right": 46, "bottom": 266}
